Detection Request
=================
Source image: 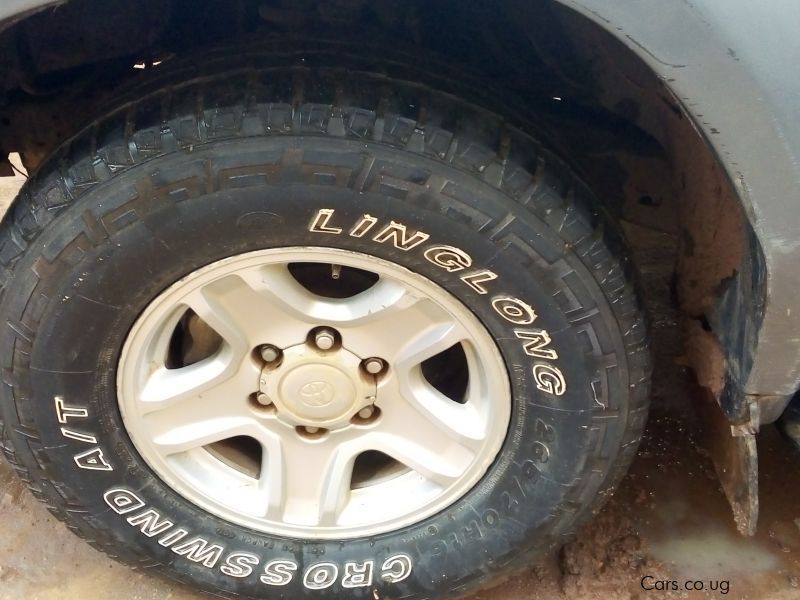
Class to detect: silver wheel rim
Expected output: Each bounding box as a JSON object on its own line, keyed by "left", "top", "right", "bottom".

{"left": 118, "top": 247, "right": 511, "bottom": 539}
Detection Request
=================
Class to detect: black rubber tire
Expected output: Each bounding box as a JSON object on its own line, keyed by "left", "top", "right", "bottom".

{"left": 0, "top": 44, "right": 650, "bottom": 599}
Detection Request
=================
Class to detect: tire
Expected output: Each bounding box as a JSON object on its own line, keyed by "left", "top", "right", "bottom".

{"left": 0, "top": 44, "right": 650, "bottom": 599}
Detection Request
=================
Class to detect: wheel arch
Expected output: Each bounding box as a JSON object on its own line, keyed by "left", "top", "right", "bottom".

{"left": 556, "top": 0, "right": 800, "bottom": 416}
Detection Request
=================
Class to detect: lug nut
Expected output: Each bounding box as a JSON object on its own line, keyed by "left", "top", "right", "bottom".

{"left": 260, "top": 345, "right": 282, "bottom": 364}
{"left": 358, "top": 406, "right": 375, "bottom": 419}
{"left": 304, "top": 426, "right": 320, "bottom": 434}
{"left": 256, "top": 393, "right": 273, "bottom": 406}
{"left": 314, "top": 329, "right": 336, "bottom": 351}
{"left": 363, "top": 358, "right": 385, "bottom": 375}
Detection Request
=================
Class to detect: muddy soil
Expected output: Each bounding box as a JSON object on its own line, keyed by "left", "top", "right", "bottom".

{"left": 0, "top": 159, "right": 799, "bottom": 600}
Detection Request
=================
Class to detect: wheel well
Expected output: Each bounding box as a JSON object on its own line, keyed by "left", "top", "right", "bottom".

{"left": 0, "top": 0, "right": 760, "bottom": 414}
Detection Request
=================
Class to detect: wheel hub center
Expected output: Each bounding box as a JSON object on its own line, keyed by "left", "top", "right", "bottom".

{"left": 281, "top": 364, "right": 355, "bottom": 418}
{"left": 260, "top": 342, "right": 376, "bottom": 429}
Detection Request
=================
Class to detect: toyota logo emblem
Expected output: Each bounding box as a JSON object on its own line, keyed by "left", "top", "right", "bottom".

{"left": 299, "top": 381, "right": 335, "bottom": 407}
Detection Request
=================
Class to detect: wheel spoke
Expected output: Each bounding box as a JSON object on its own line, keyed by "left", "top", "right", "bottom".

{"left": 370, "top": 371, "right": 487, "bottom": 487}
{"left": 333, "top": 279, "right": 469, "bottom": 365}
{"left": 259, "top": 432, "right": 360, "bottom": 526}
{"left": 138, "top": 357, "right": 262, "bottom": 455}
{"left": 182, "top": 265, "right": 320, "bottom": 351}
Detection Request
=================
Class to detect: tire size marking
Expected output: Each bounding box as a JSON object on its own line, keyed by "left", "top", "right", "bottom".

{"left": 309, "top": 209, "right": 567, "bottom": 396}
{"left": 104, "top": 488, "right": 413, "bottom": 588}
{"left": 53, "top": 396, "right": 114, "bottom": 471}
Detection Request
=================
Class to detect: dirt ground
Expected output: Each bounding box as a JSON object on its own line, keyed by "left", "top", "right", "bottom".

{"left": 0, "top": 156, "right": 799, "bottom": 600}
